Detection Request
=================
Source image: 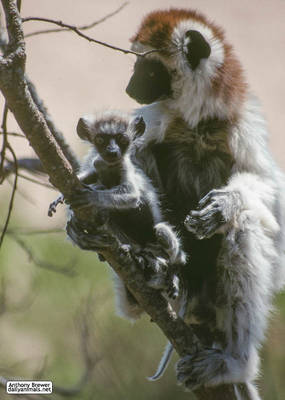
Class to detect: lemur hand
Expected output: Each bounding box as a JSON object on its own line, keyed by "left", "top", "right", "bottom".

{"left": 184, "top": 190, "right": 238, "bottom": 239}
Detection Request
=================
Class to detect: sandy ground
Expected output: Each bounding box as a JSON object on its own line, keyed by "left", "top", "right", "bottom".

{"left": 1, "top": 0, "right": 285, "bottom": 222}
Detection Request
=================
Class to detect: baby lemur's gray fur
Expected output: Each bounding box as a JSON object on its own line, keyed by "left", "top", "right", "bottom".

{"left": 66, "top": 110, "right": 185, "bottom": 320}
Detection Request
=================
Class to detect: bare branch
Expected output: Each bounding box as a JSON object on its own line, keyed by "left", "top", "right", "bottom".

{"left": 0, "top": 15, "right": 79, "bottom": 172}
{"left": 0, "top": 0, "right": 80, "bottom": 197}
{"left": 6, "top": 232, "right": 77, "bottom": 276}
{"left": 25, "top": 2, "right": 129, "bottom": 38}
{"left": 6, "top": 227, "right": 63, "bottom": 235}
{"left": 51, "top": 300, "right": 100, "bottom": 397}
{"left": 22, "top": 16, "right": 165, "bottom": 58}
{"left": 0, "top": 275, "right": 37, "bottom": 316}
{"left": 26, "top": 78, "right": 79, "bottom": 171}
{"left": 3, "top": 131, "right": 25, "bottom": 137}
{"left": 0, "top": 276, "right": 6, "bottom": 315}
{"left": 17, "top": 172, "right": 55, "bottom": 190}
{"left": 0, "top": 143, "right": 18, "bottom": 249}
{"left": 6, "top": 176, "right": 37, "bottom": 204}
{"left": 0, "top": 103, "right": 9, "bottom": 183}
{"left": 0, "top": 296, "right": 99, "bottom": 399}
{"left": 2, "top": 157, "right": 46, "bottom": 182}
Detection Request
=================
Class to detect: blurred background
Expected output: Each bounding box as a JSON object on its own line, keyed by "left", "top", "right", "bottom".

{"left": 0, "top": 0, "right": 284, "bottom": 399}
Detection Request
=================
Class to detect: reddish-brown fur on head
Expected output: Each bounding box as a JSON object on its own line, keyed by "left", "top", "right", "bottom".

{"left": 131, "top": 8, "right": 247, "bottom": 121}
{"left": 131, "top": 8, "right": 225, "bottom": 50}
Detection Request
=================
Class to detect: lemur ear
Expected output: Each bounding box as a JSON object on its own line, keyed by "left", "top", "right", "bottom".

{"left": 133, "top": 116, "right": 146, "bottom": 139}
{"left": 185, "top": 30, "right": 211, "bottom": 70}
{"left": 76, "top": 117, "right": 91, "bottom": 140}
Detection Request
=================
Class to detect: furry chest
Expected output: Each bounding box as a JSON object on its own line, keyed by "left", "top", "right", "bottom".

{"left": 152, "top": 140, "right": 233, "bottom": 222}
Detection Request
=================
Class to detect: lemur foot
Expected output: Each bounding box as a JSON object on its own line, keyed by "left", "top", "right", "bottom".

{"left": 165, "top": 273, "right": 180, "bottom": 300}
{"left": 134, "top": 248, "right": 180, "bottom": 298}
{"left": 66, "top": 217, "right": 114, "bottom": 251}
{"left": 176, "top": 348, "right": 232, "bottom": 391}
{"left": 184, "top": 190, "right": 235, "bottom": 239}
{"left": 155, "top": 222, "right": 186, "bottom": 265}
{"left": 48, "top": 195, "right": 64, "bottom": 217}
{"left": 98, "top": 254, "right": 106, "bottom": 262}
{"left": 117, "top": 244, "right": 133, "bottom": 264}
{"left": 132, "top": 247, "right": 169, "bottom": 290}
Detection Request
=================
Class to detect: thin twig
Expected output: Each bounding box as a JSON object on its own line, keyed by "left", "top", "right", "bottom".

{"left": 0, "top": 103, "right": 9, "bottom": 183}
{"left": 51, "top": 298, "right": 99, "bottom": 397}
{"left": 2, "top": 161, "right": 54, "bottom": 188}
{"left": 0, "top": 298, "right": 99, "bottom": 398}
{"left": 3, "top": 131, "right": 25, "bottom": 138}
{"left": 17, "top": 172, "right": 55, "bottom": 190}
{"left": 5, "top": 156, "right": 45, "bottom": 174}
{"left": 22, "top": 17, "right": 164, "bottom": 57}
{"left": 1, "top": 157, "right": 46, "bottom": 183}
{"left": 25, "top": 2, "right": 129, "bottom": 38}
{"left": 7, "top": 232, "right": 77, "bottom": 277}
{"left": 0, "top": 143, "right": 18, "bottom": 249}
{"left": 7, "top": 176, "right": 36, "bottom": 205}
{"left": 0, "top": 275, "right": 37, "bottom": 316}
{"left": 0, "top": 24, "right": 79, "bottom": 172}
{"left": 6, "top": 227, "right": 63, "bottom": 235}
{"left": 0, "top": 277, "right": 6, "bottom": 315}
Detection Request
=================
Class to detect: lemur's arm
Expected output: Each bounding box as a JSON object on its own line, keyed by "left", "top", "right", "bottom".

{"left": 68, "top": 183, "right": 141, "bottom": 211}
{"left": 77, "top": 168, "right": 99, "bottom": 185}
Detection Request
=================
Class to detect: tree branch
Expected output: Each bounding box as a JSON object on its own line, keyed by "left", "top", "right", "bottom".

{"left": 0, "top": 141, "right": 18, "bottom": 248}
{"left": 0, "top": 20, "right": 79, "bottom": 172}
{"left": 25, "top": 2, "right": 129, "bottom": 38}
{"left": 22, "top": 16, "right": 165, "bottom": 57}
{"left": 6, "top": 231, "right": 77, "bottom": 276}
{"left": 0, "top": 103, "right": 9, "bottom": 181}
{"left": 0, "top": 0, "right": 79, "bottom": 197}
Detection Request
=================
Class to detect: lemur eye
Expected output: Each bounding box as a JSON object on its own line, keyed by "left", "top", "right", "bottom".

{"left": 95, "top": 135, "right": 104, "bottom": 145}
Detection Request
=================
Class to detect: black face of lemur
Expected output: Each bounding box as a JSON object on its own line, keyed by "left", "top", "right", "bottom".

{"left": 126, "top": 58, "right": 172, "bottom": 104}
{"left": 94, "top": 132, "right": 130, "bottom": 164}
{"left": 126, "top": 30, "right": 211, "bottom": 104}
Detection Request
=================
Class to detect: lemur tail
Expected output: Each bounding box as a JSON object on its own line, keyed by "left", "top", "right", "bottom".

{"left": 147, "top": 342, "right": 174, "bottom": 381}
{"left": 148, "top": 290, "right": 187, "bottom": 381}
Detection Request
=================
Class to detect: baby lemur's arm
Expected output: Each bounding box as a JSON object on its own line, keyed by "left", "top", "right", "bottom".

{"left": 69, "top": 181, "right": 141, "bottom": 210}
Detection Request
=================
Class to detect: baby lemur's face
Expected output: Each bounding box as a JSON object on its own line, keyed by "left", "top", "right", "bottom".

{"left": 77, "top": 113, "right": 146, "bottom": 165}
{"left": 93, "top": 130, "right": 130, "bottom": 165}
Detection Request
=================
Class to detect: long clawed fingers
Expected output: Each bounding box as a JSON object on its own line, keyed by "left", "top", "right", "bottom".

{"left": 197, "top": 189, "right": 226, "bottom": 209}
{"left": 185, "top": 195, "right": 226, "bottom": 239}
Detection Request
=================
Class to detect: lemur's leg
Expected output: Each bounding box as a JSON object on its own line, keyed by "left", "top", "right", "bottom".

{"left": 112, "top": 273, "right": 144, "bottom": 321}
{"left": 176, "top": 215, "right": 274, "bottom": 397}
{"left": 154, "top": 222, "right": 186, "bottom": 265}
{"left": 67, "top": 183, "right": 140, "bottom": 210}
